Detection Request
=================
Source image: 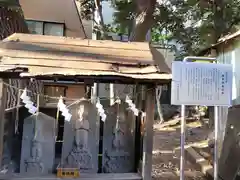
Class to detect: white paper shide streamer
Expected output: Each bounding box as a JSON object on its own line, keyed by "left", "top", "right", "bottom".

{"left": 96, "top": 99, "right": 107, "bottom": 122}
{"left": 125, "top": 95, "right": 139, "bottom": 116}
{"left": 57, "top": 96, "right": 72, "bottom": 122}
{"left": 20, "top": 88, "right": 37, "bottom": 114}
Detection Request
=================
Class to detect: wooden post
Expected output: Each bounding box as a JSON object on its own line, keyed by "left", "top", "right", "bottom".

{"left": 135, "top": 85, "right": 144, "bottom": 172}
{"left": 142, "top": 84, "right": 155, "bottom": 180}
{"left": 0, "top": 79, "right": 7, "bottom": 167}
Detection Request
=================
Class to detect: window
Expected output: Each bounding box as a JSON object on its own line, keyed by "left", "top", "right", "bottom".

{"left": 44, "top": 22, "right": 64, "bottom": 36}
{"left": 44, "top": 85, "right": 67, "bottom": 104}
{"left": 26, "top": 20, "right": 64, "bottom": 36}
{"left": 26, "top": 21, "right": 43, "bottom": 34}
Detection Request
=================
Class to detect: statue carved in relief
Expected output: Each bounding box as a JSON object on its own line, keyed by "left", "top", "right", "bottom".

{"left": 25, "top": 140, "right": 44, "bottom": 173}
{"left": 24, "top": 120, "right": 44, "bottom": 174}
{"left": 104, "top": 105, "right": 131, "bottom": 173}
{"left": 64, "top": 103, "right": 93, "bottom": 171}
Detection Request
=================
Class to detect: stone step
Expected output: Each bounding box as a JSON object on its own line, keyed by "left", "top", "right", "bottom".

{"left": 185, "top": 146, "right": 213, "bottom": 180}
{"left": 0, "top": 173, "right": 142, "bottom": 180}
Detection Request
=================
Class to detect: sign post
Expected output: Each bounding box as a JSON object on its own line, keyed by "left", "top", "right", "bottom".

{"left": 171, "top": 56, "right": 233, "bottom": 180}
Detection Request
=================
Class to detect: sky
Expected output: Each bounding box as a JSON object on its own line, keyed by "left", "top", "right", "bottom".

{"left": 102, "top": 1, "right": 114, "bottom": 24}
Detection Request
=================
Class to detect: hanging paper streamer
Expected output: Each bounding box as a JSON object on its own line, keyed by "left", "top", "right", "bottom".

{"left": 115, "top": 97, "right": 121, "bottom": 105}
{"left": 125, "top": 95, "right": 139, "bottom": 116}
{"left": 57, "top": 96, "right": 72, "bottom": 122}
{"left": 96, "top": 99, "right": 107, "bottom": 122}
{"left": 20, "top": 88, "right": 37, "bottom": 114}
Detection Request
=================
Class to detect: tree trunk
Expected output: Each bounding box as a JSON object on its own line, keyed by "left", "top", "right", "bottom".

{"left": 129, "top": 0, "right": 158, "bottom": 124}
{"left": 156, "top": 86, "right": 164, "bottom": 123}
{"left": 0, "top": 4, "right": 28, "bottom": 39}
{"left": 129, "top": 0, "right": 157, "bottom": 42}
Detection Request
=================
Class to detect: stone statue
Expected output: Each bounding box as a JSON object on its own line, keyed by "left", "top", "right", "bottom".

{"left": 20, "top": 113, "right": 56, "bottom": 174}
{"left": 24, "top": 140, "right": 44, "bottom": 173}
{"left": 112, "top": 115, "right": 124, "bottom": 150}
{"left": 24, "top": 120, "right": 44, "bottom": 174}
{"left": 75, "top": 104, "right": 89, "bottom": 148}
{"left": 64, "top": 103, "right": 93, "bottom": 171}
{"left": 104, "top": 105, "right": 131, "bottom": 173}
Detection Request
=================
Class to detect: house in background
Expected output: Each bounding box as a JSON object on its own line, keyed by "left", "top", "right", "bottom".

{"left": 20, "top": 0, "right": 87, "bottom": 38}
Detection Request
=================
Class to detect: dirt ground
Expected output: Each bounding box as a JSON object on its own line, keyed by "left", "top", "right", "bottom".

{"left": 152, "top": 119, "right": 212, "bottom": 180}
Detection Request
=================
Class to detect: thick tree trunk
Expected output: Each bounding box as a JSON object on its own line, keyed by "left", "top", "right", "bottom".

{"left": 0, "top": 5, "right": 28, "bottom": 39}
{"left": 129, "top": 0, "right": 157, "bottom": 42}
{"left": 129, "top": 0, "right": 159, "bottom": 125}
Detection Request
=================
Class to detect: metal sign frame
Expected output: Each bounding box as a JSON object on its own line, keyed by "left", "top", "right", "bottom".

{"left": 180, "top": 56, "right": 219, "bottom": 180}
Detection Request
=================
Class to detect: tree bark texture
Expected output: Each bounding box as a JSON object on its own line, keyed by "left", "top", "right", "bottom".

{"left": 130, "top": 0, "right": 157, "bottom": 42}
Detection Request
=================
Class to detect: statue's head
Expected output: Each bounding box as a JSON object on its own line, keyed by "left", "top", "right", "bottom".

{"left": 77, "top": 102, "right": 89, "bottom": 119}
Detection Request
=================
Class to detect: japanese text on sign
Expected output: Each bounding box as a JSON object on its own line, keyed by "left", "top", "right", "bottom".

{"left": 171, "top": 61, "right": 233, "bottom": 106}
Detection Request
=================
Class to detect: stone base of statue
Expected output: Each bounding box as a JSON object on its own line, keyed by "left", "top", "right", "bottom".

{"left": 103, "top": 150, "right": 131, "bottom": 173}
{"left": 64, "top": 144, "right": 93, "bottom": 172}
{"left": 24, "top": 159, "right": 44, "bottom": 174}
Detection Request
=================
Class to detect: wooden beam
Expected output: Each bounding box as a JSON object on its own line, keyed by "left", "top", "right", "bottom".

{"left": 0, "top": 49, "right": 152, "bottom": 65}
{"left": 0, "top": 79, "right": 7, "bottom": 166}
{"left": 0, "top": 74, "right": 171, "bottom": 85}
{"left": 141, "top": 84, "right": 155, "bottom": 180}
{"left": 1, "top": 57, "right": 158, "bottom": 72}
{"left": 135, "top": 85, "right": 144, "bottom": 172}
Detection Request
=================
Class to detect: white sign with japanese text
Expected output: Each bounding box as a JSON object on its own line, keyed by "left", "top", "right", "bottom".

{"left": 171, "top": 61, "right": 233, "bottom": 106}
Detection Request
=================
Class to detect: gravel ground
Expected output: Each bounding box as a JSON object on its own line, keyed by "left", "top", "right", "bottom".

{"left": 152, "top": 119, "right": 211, "bottom": 180}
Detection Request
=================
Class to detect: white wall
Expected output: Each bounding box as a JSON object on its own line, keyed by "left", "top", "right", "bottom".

{"left": 217, "top": 39, "right": 240, "bottom": 105}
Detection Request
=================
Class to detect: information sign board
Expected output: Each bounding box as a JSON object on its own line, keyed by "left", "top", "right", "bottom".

{"left": 171, "top": 61, "right": 233, "bottom": 106}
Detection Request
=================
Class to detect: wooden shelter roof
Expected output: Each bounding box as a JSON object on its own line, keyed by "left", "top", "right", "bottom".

{"left": 0, "top": 33, "right": 172, "bottom": 84}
